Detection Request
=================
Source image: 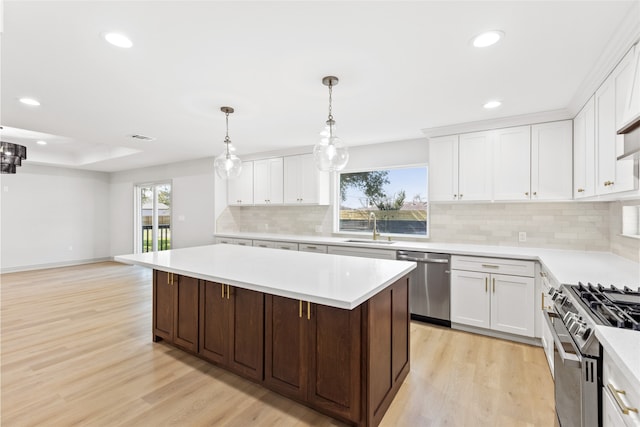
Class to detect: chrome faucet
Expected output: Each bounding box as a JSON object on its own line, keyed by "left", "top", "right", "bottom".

{"left": 369, "top": 212, "right": 380, "bottom": 240}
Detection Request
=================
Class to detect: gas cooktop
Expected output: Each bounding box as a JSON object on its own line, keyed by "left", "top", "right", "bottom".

{"left": 568, "top": 283, "right": 640, "bottom": 331}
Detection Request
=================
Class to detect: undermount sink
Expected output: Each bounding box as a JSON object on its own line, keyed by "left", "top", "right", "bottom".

{"left": 344, "top": 239, "right": 396, "bottom": 245}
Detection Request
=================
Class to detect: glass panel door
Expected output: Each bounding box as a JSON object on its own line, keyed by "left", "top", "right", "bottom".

{"left": 135, "top": 182, "right": 171, "bottom": 253}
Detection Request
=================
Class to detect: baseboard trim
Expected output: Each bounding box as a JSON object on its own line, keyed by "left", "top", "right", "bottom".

{"left": 451, "top": 323, "right": 542, "bottom": 347}
{"left": 1, "top": 257, "right": 112, "bottom": 274}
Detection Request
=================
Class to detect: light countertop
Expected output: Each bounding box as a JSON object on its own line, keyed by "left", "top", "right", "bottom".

{"left": 596, "top": 326, "right": 640, "bottom": 385}
{"left": 115, "top": 244, "right": 416, "bottom": 310}
{"left": 215, "top": 232, "right": 640, "bottom": 287}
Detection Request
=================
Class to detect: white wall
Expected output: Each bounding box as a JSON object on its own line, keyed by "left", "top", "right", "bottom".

{"left": 0, "top": 164, "right": 111, "bottom": 271}
{"left": 343, "top": 138, "right": 428, "bottom": 171}
{"left": 109, "top": 157, "right": 216, "bottom": 256}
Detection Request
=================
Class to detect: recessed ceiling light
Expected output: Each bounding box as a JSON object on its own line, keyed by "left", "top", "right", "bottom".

{"left": 104, "top": 32, "right": 133, "bottom": 48}
{"left": 472, "top": 30, "right": 504, "bottom": 48}
{"left": 19, "top": 97, "right": 41, "bottom": 106}
{"left": 37, "top": 140, "right": 47, "bottom": 145}
{"left": 483, "top": 100, "right": 502, "bottom": 109}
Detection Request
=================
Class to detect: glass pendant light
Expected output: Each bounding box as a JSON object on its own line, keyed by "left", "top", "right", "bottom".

{"left": 313, "top": 76, "right": 349, "bottom": 172}
{"left": 214, "top": 106, "right": 242, "bottom": 179}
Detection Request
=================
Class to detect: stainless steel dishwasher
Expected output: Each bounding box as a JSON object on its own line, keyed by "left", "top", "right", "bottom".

{"left": 396, "top": 251, "right": 451, "bottom": 327}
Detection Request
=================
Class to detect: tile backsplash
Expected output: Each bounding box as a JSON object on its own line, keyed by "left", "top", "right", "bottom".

{"left": 428, "top": 202, "right": 611, "bottom": 251}
{"left": 216, "top": 200, "right": 640, "bottom": 262}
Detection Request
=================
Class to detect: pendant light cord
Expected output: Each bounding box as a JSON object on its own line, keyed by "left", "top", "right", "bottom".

{"left": 327, "top": 81, "right": 334, "bottom": 138}
{"left": 224, "top": 111, "right": 231, "bottom": 157}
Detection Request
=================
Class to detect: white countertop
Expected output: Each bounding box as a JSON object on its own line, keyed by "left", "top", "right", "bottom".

{"left": 215, "top": 232, "right": 640, "bottom": 287}
{"left": 596, "top": 326, "right": 640, "bottom": 385}
{"left": 115, "top": 244, "right": 416, "bottom": 310}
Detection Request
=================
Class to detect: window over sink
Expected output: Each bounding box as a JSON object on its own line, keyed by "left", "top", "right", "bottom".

{"left": 336, "top": 166, "right": 428, "bottom": 237}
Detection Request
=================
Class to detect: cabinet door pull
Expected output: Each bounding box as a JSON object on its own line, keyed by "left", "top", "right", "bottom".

{"left": 533, "top": 191, "right": 537, "bottom": 196}
{"left": 525, "top": 192, "right": 529, "bottom": 196}
{"left": 226, "top": 285, "right": 230, "bottom": 299}
{"left": 299, "top": 300, "right": 303, "bottom": 318}
{"left": 307, "top": 301, "right": 311, "bottom": 320}
{"left": 607, "top": 383, "right": 639, "bottom": 415}
{"left": 577, "top": 188, "right": 585, "bottom": 193}
{"left": 492, "top": 278, "right": 495, "bottom": 293}
{"left": 541, "top": 292, "right": 544, "bottom": 310}
{"left": 453, "top": 194, "right": 457, "bottom": 199}
{"left": 485, "top": 277, "right": 488, "bottom": 292}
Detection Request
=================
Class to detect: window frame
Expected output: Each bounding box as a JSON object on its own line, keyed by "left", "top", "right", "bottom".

{"left": 333, "top": 164, "right": 429, "bottom": 239}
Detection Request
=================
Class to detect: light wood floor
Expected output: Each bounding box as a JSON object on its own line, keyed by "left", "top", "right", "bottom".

{"left": 1, "top": 262, "right": 555, "bottom": 426}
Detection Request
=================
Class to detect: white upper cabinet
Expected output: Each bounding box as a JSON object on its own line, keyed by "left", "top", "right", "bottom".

{"left": 429, "top": 122, "right": 570, "bottom": 202}
{"left": 574, "top": 97, "right": 596, "bottom": 199}
{"left": 458, "top": 131, "right": 493, "bottom": 201}
{"left": 595, "top": 47, "right": 638, "bottom": 195}
{"left": 531, "top": 121, "right": 573, "bottom": 200}
{"left": 617, "top": 44, "right": 640, "bottom": 129}
{"left": 283, "top": 154, "right": 329, "bottom": 205}
{"left": 227, "top": 161, "right": 254, "bottom": 206}
{"left": 254, "top": 158, "right": 284, "bottom": 205}
{"left": 493, "top": 126, "right": 531, "bottom": 201}
{"left": 428, "top": 135, "right": 459, "bottom": 201}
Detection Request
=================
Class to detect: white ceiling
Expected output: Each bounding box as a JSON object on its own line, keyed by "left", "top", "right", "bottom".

{"left": 1, "top": 1, "right": 638, "bottom": 172}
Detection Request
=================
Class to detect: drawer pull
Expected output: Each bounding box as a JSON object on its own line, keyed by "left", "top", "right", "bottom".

{"left": 306, "top": 246, "right": 317, "bottom": 250}
{"left": 481, "top": 264, "right": 499, "bottom": 269}
{"left": 607, "top": 383, "right": 639, "bottom": 415}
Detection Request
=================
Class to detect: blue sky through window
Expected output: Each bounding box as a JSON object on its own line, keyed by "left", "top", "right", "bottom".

{"left": 340, "top": 167, "right": 428, "bottom": 209}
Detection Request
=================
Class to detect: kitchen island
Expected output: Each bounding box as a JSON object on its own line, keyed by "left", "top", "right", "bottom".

{"left": 115, "top": 244, "right": 416, "bottom": 427}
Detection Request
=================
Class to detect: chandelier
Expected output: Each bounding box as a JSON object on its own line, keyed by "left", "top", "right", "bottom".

{"left": 1, "top": 141, "right": 28, "bottom": 174}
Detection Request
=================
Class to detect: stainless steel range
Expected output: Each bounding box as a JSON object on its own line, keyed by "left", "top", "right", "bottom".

{"left": 545, "top": 282, "right": 640, "bottom": 427}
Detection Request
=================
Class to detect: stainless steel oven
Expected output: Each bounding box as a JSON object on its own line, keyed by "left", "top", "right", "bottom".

{"left": 546, "top": 282, "right": 640, "bottom": 427}
{"left": 543, "top": 310, "right": 599, "bottom": 427}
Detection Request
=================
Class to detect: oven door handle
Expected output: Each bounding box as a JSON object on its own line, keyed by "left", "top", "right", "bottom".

{"left": 543, "top": 310, "right": 582, "bottom": 369}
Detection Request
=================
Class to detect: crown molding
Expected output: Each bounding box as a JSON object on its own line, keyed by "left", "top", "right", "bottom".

{"left": 567, "top": 1, "right": 640, "bottom": 116}
{"left": 421, "top": 109, "right": 572, "bottom": 138}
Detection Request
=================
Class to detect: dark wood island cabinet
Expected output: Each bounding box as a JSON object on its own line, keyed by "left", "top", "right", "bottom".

{"left": 152, "top": 269, "right": 410, "bottom": 427}
{"left": 199, "top": 280, "right": 264, "bottom": 381}
{"left": 152, "top": 271, "right": 199, "bottom": 352}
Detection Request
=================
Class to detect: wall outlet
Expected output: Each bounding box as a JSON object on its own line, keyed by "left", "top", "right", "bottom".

{"left": 518, "top": 231, "right": 527, "bottom": 242}
{"left": 178, "top": 215, "right": 186, "bottom": 222}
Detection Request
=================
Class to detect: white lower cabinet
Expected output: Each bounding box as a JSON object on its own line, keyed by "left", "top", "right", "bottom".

{"left": 603, "top": 348, "right": 640, "bottom": 427}
{"left": 538, "top": 266, "right": 556, "bottom": 377}
{"left": 215, "top": 237, "right": 253, "bottom": 246}
{"left": 326, "top": 246, "right": 396, "bottom": 260}
{"left": 451, "top": 256, "right": 535, "bottom": 337}
{"left": 252, "top": 240, "right": 299, "bottom": 251}
{"left": 298, "top": 243, "right": 328, "bottom": 254}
